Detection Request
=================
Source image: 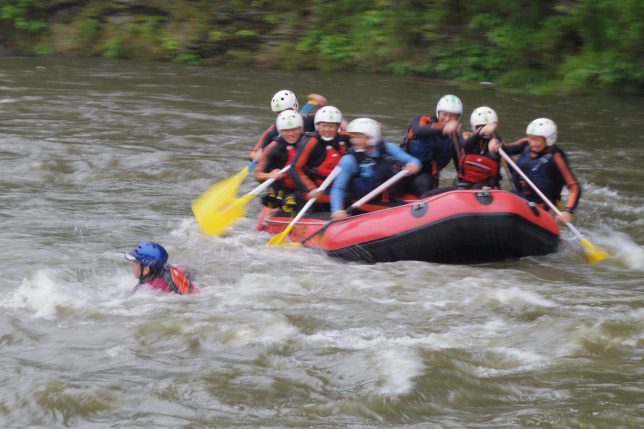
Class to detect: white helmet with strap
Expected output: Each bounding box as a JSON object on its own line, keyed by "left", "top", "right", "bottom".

{"left": 315, "top": 106, "right": 343, "bottom": 141}
{"left": 314, "top": 105, "right": 342, "bottom": 125}
{"left": 271, "top": 90, "right": 299, "bottom": 113}
{"left": 347, "top": 117, "right": 381, "bottom": 146}
{"left": 526, "top": 118, "right": 557, "bottom": 146}
{"left": 436, "top": 94, "right": 463, "bottom": 117}
{"left": 276, "top": 110, "right": 303, "bottom": 131}
{"left": 470, "top": 106, "right": 498, "bottom": 130}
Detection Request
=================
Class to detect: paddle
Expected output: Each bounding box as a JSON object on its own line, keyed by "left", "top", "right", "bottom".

{"left": 192, "top": 153, "right": 263, "bottom": 232}
{"left": 298, "top": 169, "right": 411, "bottom": 246}
{"left": 193, "top": 164, "right": 291, "bottom": 236}
{"left": 268, "top": 166, "right": 342, "bottom": 245}
{"left": 499, "top": 148, "right": 608, "bottom": 263}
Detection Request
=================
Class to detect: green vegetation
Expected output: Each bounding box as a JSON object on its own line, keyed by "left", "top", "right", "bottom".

{"left": 1, "top": 0, "right": 643, "bottom": 94}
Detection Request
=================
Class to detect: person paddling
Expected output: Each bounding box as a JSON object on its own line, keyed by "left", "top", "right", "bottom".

{"left": 493, "top": 118, "right": 581, "bottom": 224}
{"left": 255, "top": 110, "right": 305, "bottom": 212}
{"left": 456, "top": 106, "right": 505, "bottom": 188}
{"left": 289, "top": 105, "right": 351, "bottom": 210}
{"left": 401, "top": 94, "right": 463, "bottom": 195}
{"left": 125, "top": 242, "right": 199, "bottom": 295}
{"left": 420, "top": 106, "right": 505, "bottom": 198}
{"left": 249, "top": 90, "right": 327, "bottom": 161}
{"left": 330, "top": 118, "right": 421, "bottom": 220}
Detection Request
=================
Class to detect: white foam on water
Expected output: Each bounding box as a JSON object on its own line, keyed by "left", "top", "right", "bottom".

{"left": 488, "top": 286, "right": 557, "bottom": 308}
{"left": 215, "top": 311, "right": 300, "bottom": 347}
{"left": 1, "top": 269, "right": 85, "bottom": 319}
{"left": 305, "top": 327, "right": 459, "bottom": 352}
{"left": 367, "top": 347, "right": 424, "bottom": 396}
{"left": 472, "top": 347, "right": 546, "bottom": 377}
{"left": 219, "top": 272, "right": 309, "bottom": 307}
{"left": 590, "top": 227, "right": 644, "bottom": 270}
{"left": 106, "top": 345, "right": 125, "bottom": 358}
{"left": 567, "top": 308, "right": 644, "bottom": 353}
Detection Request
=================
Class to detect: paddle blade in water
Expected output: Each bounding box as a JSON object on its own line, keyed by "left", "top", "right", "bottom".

{"left": 198, "top": 193, "right": 255, "bottom": 236}
{"left": 580, "top": 238, "right": 609, "bottom": 264}
{"left": 192, "top": 167, "right": 248, "bottom": 234}
{"left": 268, "top": 224, "right": 294, "bottom": 246}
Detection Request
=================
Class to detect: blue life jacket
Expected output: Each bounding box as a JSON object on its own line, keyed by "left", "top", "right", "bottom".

{"left": 513, "top": 145, "right": 563, "bottom": 204}
{"left": 349, "top": 142, "right": 398, "bottom": 199}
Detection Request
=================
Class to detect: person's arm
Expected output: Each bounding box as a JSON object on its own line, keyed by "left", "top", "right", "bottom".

{"left": 409, "top": 115, "right": 445, "bottom": 139}
{"left": 384, "top": 142, "right": 422, "bottom": 173}
{"left": 461, "top": 129, "right": 482, "bottom": 153}
{"left": 255, "top": 141, "right": 279, "bottom": 182}
{"left": 501, "top": 139, "right": 530, "bottom": 155}
{"left": 290, "top": 136, "right": 320, "bottom": 195}
{"left": 250, "top": 124, "right": 277, "bottom": 160}
{"left": 553, "top": 151, "right": 581, "bottom": 217}
{"left": 330, "top": 155, "right": 358, "bottom": 213}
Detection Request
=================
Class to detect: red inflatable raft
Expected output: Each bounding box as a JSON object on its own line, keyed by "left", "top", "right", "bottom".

{"left": 256, "top": 189, "right": 560, "bottom": 264}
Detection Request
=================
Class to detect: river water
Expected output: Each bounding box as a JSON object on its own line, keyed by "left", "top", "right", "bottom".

{"left": 0, "top": 57, "right": 642, "bottom": 428}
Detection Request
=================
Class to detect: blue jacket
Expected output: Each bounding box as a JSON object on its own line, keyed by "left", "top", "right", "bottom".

{"left": 330, "top": 142, "right": 421, "bottom": 212}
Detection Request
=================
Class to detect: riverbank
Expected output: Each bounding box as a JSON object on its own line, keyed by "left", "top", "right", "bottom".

{"left": 1, "top": 1, "right": 643, "bottom": 95}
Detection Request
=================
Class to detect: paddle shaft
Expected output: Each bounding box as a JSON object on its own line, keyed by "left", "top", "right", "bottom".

{"left": 288, "top": 166, "right": 341, "bottom": 226}
{"left": 248, "top": 147, "right": 266, "bottom": 172}
{"left": 350, "top": 169, "right": 409, "bottom": 209}
{"left": 299, "top": 169, "right": 410, "bottom": 245}
{"left": 499, "top": 148, "right": 585, "bottom": 241}
{"left": 247, "top": 164, "right": 291, "bottom": 197}
{"left": 268, "top": 167, "right": 342, "bottom": 245}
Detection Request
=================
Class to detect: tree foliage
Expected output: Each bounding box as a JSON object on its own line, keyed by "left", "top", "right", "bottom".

{"left": 0, "top": 0, "right": 642, "bottom": 93}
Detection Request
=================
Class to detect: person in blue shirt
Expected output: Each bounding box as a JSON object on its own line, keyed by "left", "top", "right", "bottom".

{"left": 330, "top": 118, "right": 421, "bottom": 220}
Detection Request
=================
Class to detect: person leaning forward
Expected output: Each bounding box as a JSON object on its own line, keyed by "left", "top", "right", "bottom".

{"left": 330, "top": 118, "right": 421, "bottom": 220}
{"left": 289, "top": 105, "right": 351, "bottom": 210}
{"left": 255, "top": 110, "right": 305, "bottom": 212}
{"left": 401, "top": 94, "right": 463, "bottom": 195}
{"left": 493, "top": 118, "right": 581, "bottom": 224}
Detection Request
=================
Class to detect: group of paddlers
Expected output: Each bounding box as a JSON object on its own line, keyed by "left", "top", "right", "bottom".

{"left": 252, "top": 90, "right": 580, "bottom": 223}
{"left": 123, "top": 89, "right": 583, "bottom": 294}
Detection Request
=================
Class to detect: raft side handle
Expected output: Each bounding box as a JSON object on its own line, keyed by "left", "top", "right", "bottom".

{"left": 475, "top": 191, "right": 494, "bottom": 205}
{"left": 528, "top": 202, "right": 541, "bottom": 217}
{"left": 411, "top": 202, "right": 428, "bottom": 218}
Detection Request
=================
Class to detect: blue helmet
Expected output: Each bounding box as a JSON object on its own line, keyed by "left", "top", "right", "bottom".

{"left": 124, "top": 242, "right": 168, "bottom": 270}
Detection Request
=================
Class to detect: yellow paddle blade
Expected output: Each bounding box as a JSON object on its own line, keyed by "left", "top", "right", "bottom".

{"left": 268, "top": 223, "right": 296, "bottom": 246}
{"left": 197, "top": 193, "right": 256, "bottom": 236}
{"left": 192, "top": 167, "right": 249, "bottom": 233}
{"left": 580, "top": 239, "right": 609, "bottom": 264}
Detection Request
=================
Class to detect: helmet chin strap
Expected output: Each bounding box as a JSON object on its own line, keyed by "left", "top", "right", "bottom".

{"left": 133, "top": 264, "right": 163, "bottom": 293}
{"left": 321, "top": 135, "right": 334, "bottom": 142}
{"left": 139, "top": 265, "right": 157, "bottom": 284}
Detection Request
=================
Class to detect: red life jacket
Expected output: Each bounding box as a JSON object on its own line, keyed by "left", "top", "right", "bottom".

{"left": 168, "top": 265, "right": 197, "bottom": 295}
{"left": 457, "top": 131, "right": 500, "bottom": 186}
{"left": 143, "top": 264, "right": 199, "bottom": 295}
{"left": 262, "top": 137, "right": 299, "bottom": 190}
{"left": 282, "top": 145, "right": 298, "bottom": 190}
{"left": 313, "top": 141, "right": 346, "bottom": 185}
{"left": 458, "top": 153, "right": 500, "bottom": 185}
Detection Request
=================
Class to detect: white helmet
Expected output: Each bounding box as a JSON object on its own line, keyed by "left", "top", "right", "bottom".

{"left": 275, "top": 110, "right": 303, "bottom": 131}
{"left": 314, "top": 106, "right": 342, "bottom": 126}
{"left": 526, "top": 118, "right": 557, "bottom": 146}
{"left": 470, "top": 106, "right": 498, "bottom": 130}
{"left": 436, "top": 94, "right": 463, "bottom": 117}
{"left": 347, "top": 117, "right": 381, "bottom": 146}
{"left": 271, "top": 90, "right": 299, "bottom": 113}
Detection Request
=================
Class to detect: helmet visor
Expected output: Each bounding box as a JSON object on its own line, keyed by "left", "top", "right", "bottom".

{"left": 124, "top": 252, "right": 137, "bottom": 262}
